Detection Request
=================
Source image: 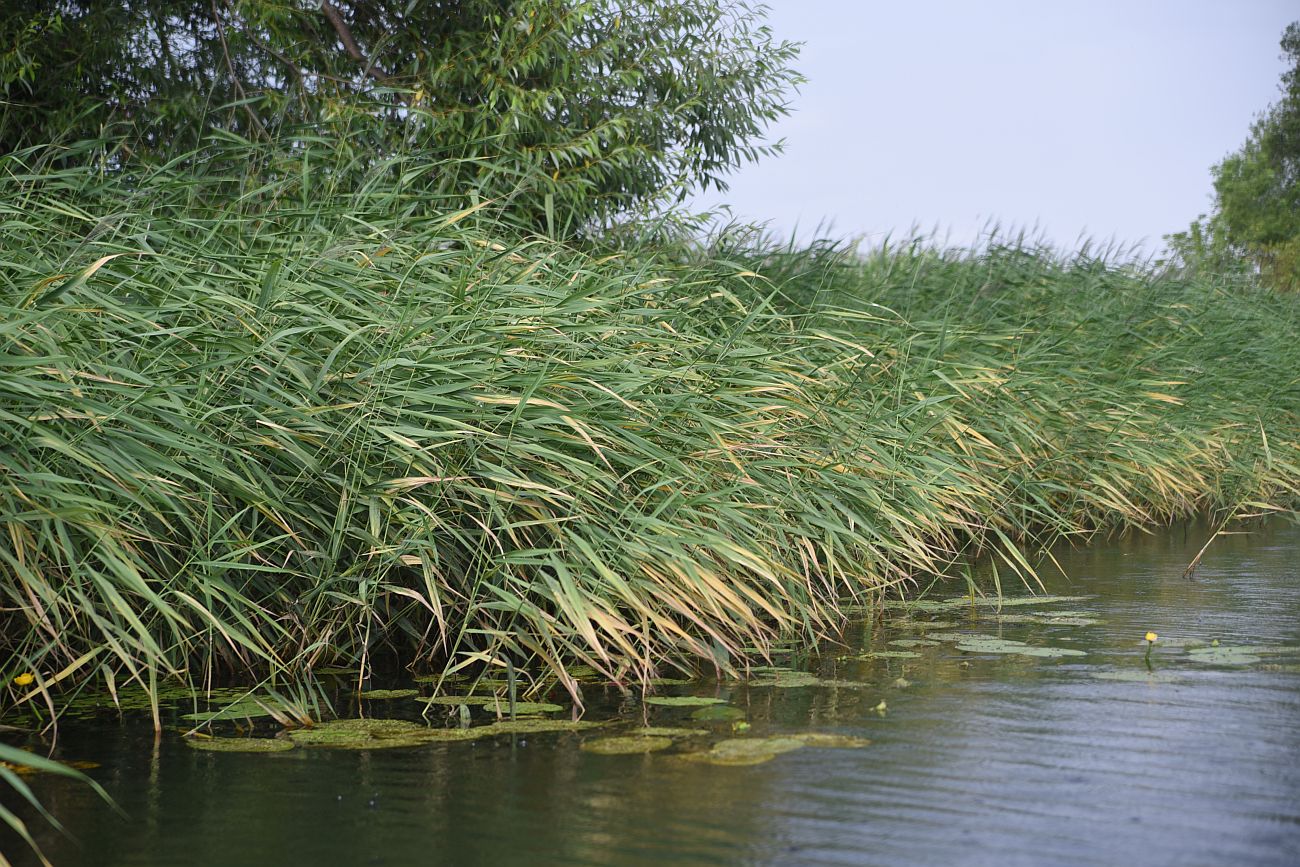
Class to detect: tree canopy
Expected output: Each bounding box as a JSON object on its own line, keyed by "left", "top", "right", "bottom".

{"left": 1170, "top": 22, "right": 1300, "bottom": 289}
{"left": 0, "top": 1, "right": 800, "bottom": 233}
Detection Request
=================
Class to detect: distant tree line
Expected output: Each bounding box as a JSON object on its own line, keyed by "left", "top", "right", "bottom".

{"left": 1170, "top": 21, "right": 1300, "bottom": 290}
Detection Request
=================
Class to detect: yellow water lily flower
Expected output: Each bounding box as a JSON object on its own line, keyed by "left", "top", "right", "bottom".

{"left": 1145, "top": 632, "right": 1158, "bottom": 643}
{"left": 13, "top": 672, "right": 34, "bottom": 686}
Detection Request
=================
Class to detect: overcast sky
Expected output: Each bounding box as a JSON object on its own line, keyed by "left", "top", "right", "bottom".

{"left": 690, "top": 1, "right": 1298, "bottom": 254}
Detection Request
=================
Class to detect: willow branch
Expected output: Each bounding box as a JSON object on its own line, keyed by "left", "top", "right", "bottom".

{"left": 320, "top": 1, "right": 386, "bottom": 81}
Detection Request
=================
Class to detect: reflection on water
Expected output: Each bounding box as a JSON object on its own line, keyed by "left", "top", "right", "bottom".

{"left": 5, "top": 519, "right": 1299, "bottom": 866}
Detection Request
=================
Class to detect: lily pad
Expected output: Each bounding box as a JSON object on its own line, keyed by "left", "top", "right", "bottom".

{"left": 181, "top": 698, "right": 287, "bottom": 723}
{"left": 986, "top": 612, "right": 1100, "bottom": 627}
{"left": 580, "top": 735, "right": 674, "bottom": 755}
{"left": 690, "top": 705, "right": 747, "bottom": 722}
{"left": 287, "top": 718, "right": 479, "bottom": 749}
{"left": 947, "top": 595, "right": 1090, "bottom": 608}
{"left": 185, "top": 737, "right": 295, "bottom": 753}
{"left": 358, "top": 689, "right": 419, "bottom": 700}
{"left": 479, "top": 700, "right": 566, "bottom": 715}
{"left": 881, "top": 599, "right": 959, "bottom": 613}
{"left": 416, "top": 695, "right": 496, "bottom": 706}
{"left": 643, "top": 696, "right": 727, "bottom": 707}
{"left": 853, "top": 651, "right": 921, "bottom": 659}
{"left": 1014, "top": 646, "right": 1088, "bottom": 658}
{"left": 679, "top": 737, "right": 806, "bottom": 766}
{"left": 748, "top": 671, "right": 821, "bottom": 688}
{"left": 478, "top": 719, "right": 605, "bottom": 735}
{"left": 955, "top": 637, "right": 1084, "bottom": 657}
{"left": 632, "top": 727, "right": 710, "bottom": 737}
{"left": 1186, "top": 646, "right": 1263, "bottom": 665}
{"left": 923, "top": 632, "right": 997, "bottom": 643}
{"left": 1092, "top": 670, "right": 1183, "bottom": 683}
{"left": 787, "top": 733, "right": 872, "bottom": 749}
{"left": 412, "top": 673, "right": 469, "bottom": 683}
{"left": 888, "top": 639, "right": 939, "bottom": 648}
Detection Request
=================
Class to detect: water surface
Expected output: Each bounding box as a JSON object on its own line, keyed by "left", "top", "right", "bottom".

{"left": 5, "top": 519, "right": 1299, "bottom": 866}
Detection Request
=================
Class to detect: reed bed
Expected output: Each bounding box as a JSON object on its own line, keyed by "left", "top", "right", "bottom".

{"left": 2, "top": 141, "right": 1297, "bottom": 718}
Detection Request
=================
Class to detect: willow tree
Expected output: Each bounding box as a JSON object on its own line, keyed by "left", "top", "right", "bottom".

{"left": 0, "top": 1, "right": 800, "bottom": 232}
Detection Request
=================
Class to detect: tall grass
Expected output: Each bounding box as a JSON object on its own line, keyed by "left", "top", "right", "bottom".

{"left": 2, "top": 139, "right": 1297, "bottom": 724}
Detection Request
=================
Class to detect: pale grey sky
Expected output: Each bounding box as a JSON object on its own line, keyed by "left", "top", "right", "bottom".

{"left": 691, "top": 0, "right": 1298, "bottom": 253}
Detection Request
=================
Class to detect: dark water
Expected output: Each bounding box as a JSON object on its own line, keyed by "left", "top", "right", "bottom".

{"left": 5, "top": 520, "right": 1299, "bottom": 866}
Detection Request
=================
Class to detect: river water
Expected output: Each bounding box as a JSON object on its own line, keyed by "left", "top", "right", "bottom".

{"left": 4, "top": 519, "right": 1299, "bottom": 866}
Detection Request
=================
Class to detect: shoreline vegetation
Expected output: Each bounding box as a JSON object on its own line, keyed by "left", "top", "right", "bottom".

{"left": 3, "top": 139, "right": 1297, "bottom": 726}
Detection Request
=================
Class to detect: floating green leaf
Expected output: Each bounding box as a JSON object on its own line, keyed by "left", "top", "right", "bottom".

{"left": 888, "top": 639, "right": 938, "bottom": 648}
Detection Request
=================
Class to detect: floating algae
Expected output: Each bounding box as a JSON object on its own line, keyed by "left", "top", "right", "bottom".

{"left": 643, "top": 696, "right": 727, "bottom": 707}
{"left": 678, "top": 737, "right": 807, "bottom": 766}
{"left": 478, "top": 719, "right": 606, "bottom": 735}
{"left": 748, "top": 671, "right": 819, "bottom": 687}
{"left": 954, "top": 637, "right": 1085, "bottom": 658}
{"left": 690, "top": 705, "right": 747, "bottom": 722}
{"left": 1092, "top": 670, "right": 1184, "bottom": 683}
{"left": 412, "top": 673, "right": 469, "bottom": 683}
{"left": 65, "top": 685, "right": 244, "bottom": 718}
{"left": 287, "top": 719, "right": 480, "bottom": 749}
{"left": 358, "top": 689, "right": 419, "bottom": 700}
{"left": 990, "top": 613, "right": 1101, "bottom": 626}
{"left": 415, "top": 696, "right": 565, "bottom": 714}
{"left": 1185, "top": 646, "right": 1264, "bottom": 665}
{"left": 631, "top": 727, "right": 710, "bottom": 737}
{"left": 181, "top": 697, "right": 292, "bottom": 723}
{"left": 580, "top": 736, "right": 674, "bottom": 755}
{"left": 483, "top": 701, "right": 566, "bottom": 715}
{"left": 749, "top": 671, "right": 865, "bottom": 689}
{"left": 787, "top": 733, "right": 872, "bottom": 749}
{"left": 945, "top": 595, "right": 1091, "bottom": 608}
{"left": 851, "top": 651, "right": 921, "bottom": 660}
{"left": 185, "top": 737, "right": 295, "bottom": 753}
